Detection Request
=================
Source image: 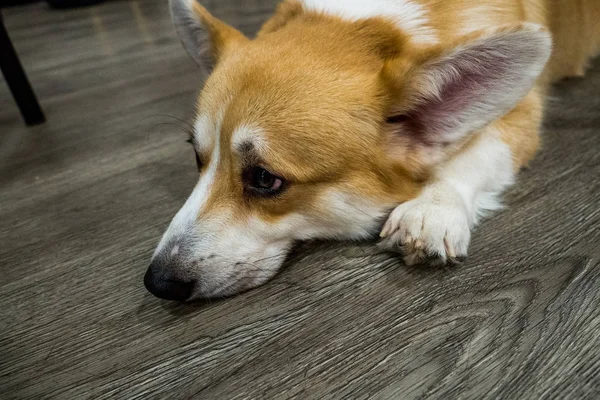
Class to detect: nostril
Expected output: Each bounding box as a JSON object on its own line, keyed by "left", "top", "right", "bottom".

{"left": 144, "top": 264, "right": 194, "bottom": 301}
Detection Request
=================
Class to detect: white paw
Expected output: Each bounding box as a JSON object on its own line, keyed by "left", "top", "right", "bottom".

{"left": 379, "top": 193, "right": 471, "bottom": 266}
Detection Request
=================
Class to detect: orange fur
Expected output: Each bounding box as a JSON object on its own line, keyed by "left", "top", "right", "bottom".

{"left": 146, "top": 0, "right": 600, "bottom": 300}
{"left": 196, "top": 13, "right": 422, "bottom": 222}
{"left": 192, "top": 0, "right": 600, "bottom": 219}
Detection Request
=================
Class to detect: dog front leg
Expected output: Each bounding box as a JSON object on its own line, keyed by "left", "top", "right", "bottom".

{"left": 379, "top": 130, "right": 516, "bottom": 266}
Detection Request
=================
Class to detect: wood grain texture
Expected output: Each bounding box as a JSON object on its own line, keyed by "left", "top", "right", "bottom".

{"left": 0, "top": 1, "right": 599, "bottom": 399}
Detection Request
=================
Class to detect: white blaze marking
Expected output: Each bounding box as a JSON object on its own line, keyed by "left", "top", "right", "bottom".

{"left": 193, "top": 115, "right": 215, "bottom": 153}
{"left": 300, "top": 0, "right": 438, "bottom": 44}
{"left": 153, "top": 113, "right": 223, "bottom": 256}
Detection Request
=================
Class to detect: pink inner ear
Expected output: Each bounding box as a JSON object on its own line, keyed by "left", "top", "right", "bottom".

{"left": 390, "top": 39, "right": 523, "bottom": 147}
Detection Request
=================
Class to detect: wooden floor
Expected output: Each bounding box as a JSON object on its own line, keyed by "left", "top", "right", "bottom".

{"left": 1, "top": 1, "right": 599, "bottom": 399}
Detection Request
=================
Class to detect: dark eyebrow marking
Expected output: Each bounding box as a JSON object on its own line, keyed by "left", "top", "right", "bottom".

{"left": 236, "top": 141, "right": 262, "bottom": 167}
{"left": 237, "top": 141, "right": 254, "bottom": 153}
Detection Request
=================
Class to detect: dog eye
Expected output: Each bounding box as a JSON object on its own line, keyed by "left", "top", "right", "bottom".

{"left": 246, "top": 167, "right": 285, "bottom": 196}
{"left": 193, "top": 151, "right": 202, "bottom": 171}
{"left": 186, "top": 138, "right": 203, "bottom": 171}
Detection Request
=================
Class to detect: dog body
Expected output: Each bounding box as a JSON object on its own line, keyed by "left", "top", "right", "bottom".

{"left": 144, "top": 0, "right": 600, "bottom": 301}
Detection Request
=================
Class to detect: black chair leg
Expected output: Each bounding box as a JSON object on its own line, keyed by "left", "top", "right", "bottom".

{"left": 0, "top": 15, "right": 45, "bottom": 126}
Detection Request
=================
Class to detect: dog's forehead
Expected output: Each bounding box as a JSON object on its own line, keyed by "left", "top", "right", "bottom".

{"left": 201, "top": 38, "right": 382, "bottom": 115}
{"left": 191, "top": 38, "right": 388, "bottom": 179}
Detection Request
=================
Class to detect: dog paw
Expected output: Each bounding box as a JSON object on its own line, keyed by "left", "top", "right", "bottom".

{"left": 379, "top": 195, "right": 471, "bottom": 266}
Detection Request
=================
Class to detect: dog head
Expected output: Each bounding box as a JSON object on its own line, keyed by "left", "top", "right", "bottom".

{"left": 144, "top": 0, "right": 551, "bottom": 301}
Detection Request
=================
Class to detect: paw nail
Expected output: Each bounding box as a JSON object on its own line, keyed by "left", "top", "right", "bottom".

{"left": 444, "top": 238, "right": 456, "bottom": 258}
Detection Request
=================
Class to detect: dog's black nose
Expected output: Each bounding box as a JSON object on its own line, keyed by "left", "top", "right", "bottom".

{"left": 144, "top": 263, "right": 193, "bottom": 301}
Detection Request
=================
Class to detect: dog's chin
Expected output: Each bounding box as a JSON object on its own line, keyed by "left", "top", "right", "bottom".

{"left": 188, "top": 220, "right": 390, "bottom": 301}
{"left": 192, "top": 272, "right": 276, "bottom": 300}
{"left": 187, "top": 257, "right": 285, "bottom": 300}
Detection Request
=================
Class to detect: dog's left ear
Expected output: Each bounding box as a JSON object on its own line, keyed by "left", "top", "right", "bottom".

{"left": 170, "top": 0, "right": 247, "bottom": 76}
{"left": 382, "top": 23, "right": 552, "bottom": 170}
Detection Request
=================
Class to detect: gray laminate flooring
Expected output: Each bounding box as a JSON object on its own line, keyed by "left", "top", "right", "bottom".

{"left": 1, "top": 1, "right": 599, "bottom": 399}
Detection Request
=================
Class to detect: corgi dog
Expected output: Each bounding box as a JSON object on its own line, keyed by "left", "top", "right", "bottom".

{"left": 144, "top": 0, "right": 600, "bottom": 301}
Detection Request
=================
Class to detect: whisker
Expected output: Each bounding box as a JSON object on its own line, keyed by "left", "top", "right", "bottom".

{"left": 138, "top": 114, "right": 195, "bottom": 143}
{"left": 145, "top": 122, "right": 192, "bottom": 143}
{"left": 137, "top": 114, "right": 194, "bottom": 131}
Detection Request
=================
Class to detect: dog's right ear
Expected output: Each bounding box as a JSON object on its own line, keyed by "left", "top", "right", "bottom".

{"left": 381, "top": 23, "right": 551, "bottom": 172}
{"left": 170, "top": 0, "right": 247, "bottom": 75}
